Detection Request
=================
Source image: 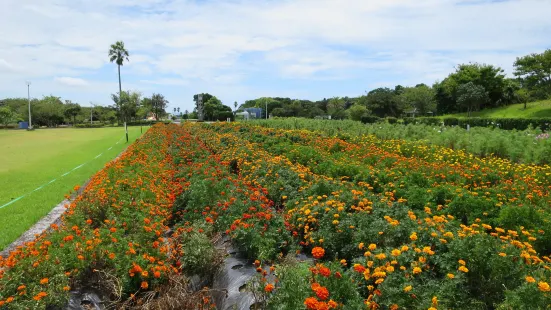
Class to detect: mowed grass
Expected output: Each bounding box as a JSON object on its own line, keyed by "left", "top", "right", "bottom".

{"left": 0, "top": 126, "right": 145, "bottom": 249}
{"left": 444, "top": 99, "right": 551, "bottom": 118}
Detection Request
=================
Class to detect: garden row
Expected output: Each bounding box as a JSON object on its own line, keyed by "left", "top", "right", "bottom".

{"left": 186, "top": 122, "right": 551, "bottom": 309}
{"left": 358, "top": 115, "right": 551, "bottom": 132}
{"left": 0, "top": 124, "right": 218, "bottom": 309}
{"left": 254, "top": 118, "right": 551, "bottom": 164}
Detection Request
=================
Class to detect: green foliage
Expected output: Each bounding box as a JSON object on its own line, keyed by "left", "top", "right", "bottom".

{"left": 439, "top": 63, "right": 507, "bottom": 113}
{"left": 398, "top": 84, "right": 437, "bottom": 115}
{"left": 514, "top": 49, "right": 551, "bottom": 100}
{"left": 457, "top": 82, "right": 490, "bottom": 116}
{"left": 365, "top": 87, "right": 403, "bottom": 117}
{"left": 347, "top": 104, "right": 369, "bottom": 121}
{"left": 0, "top": 106, "right": 19, "bottom": 128}
{"left": 149, "top": 93, "right": 168, "bottom": 120}
{"left": 63, "top": 102, "right": 81, "bottom": 124}
{"left": 177, "top": 228, "right": 219, "bottom": 276}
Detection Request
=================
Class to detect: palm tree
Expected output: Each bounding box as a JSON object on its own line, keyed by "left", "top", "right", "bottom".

{"left": 108, "top": 41, "right": 130, "bottom": 121}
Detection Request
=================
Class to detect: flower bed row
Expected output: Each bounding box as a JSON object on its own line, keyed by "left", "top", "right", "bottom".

{"left": 186, "top": 123, "right": 551, "bottom": 309}
{"left": 203, "top": 123, "right": 551, "bottom": 254}
{"left": 0, "top": 124, "right": 199, "bottom": 309}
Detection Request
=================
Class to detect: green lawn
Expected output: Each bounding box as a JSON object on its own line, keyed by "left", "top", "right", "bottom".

{"left": 0, "top": 126, "right": 145, "bottom": 249}
{"left": 444, "top": 99, "right": 551, "bottom": 118}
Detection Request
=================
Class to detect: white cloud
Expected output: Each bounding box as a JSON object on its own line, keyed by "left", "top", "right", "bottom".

{"left": 0, "top": 0, "right": 550, "bottom": 108}
{"left": 54, "top": 77, "right": 89, "bottom": 86}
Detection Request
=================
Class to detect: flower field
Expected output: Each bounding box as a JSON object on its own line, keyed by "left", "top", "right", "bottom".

{"left": 1, "top": 122, "right": 551, "bottom": 309}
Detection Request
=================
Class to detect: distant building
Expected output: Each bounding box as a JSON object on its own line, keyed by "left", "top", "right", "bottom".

{"left": 243, "top": 107, "right": 263, "bottom": 118}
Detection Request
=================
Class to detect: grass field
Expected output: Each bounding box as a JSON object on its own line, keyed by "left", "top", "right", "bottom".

{"left": 444, "top": 99, "right": 551, "bottom": 118}
{"left": 0, "top": 126, "right": 144, "bottom": 249}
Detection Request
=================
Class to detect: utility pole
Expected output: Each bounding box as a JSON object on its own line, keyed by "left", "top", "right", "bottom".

{"left": 26, "top": 81, "right": 32, "bottom": 129}
{"left": 265, "top": 98, "right": 268, "bottom": 120}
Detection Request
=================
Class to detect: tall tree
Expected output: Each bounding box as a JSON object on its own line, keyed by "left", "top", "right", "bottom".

{"left": 365, "top": 88, "right": 402, "bottom": 117}
{"left": 398, "top": 85, "right": 437, "bottom": 115}
{"left": 514, "top": 49, "right": 551, "bottom": 100}
{"left": 327, "top": 97, "right": 347, "bottom": 119}
{"left": 64, "top": 102, "right": 81, "bottom": 125}
{"left": 0, "top": 106, "right": 18, "bottom": 128}
{"left": 438, "top": 63, "right": 506, "bottom": 112}
{"left": 108, "top": 41, "right": 130, "bottom": 121}
{"left": 457, "top": 82, "right": 489, "bottom": 117}
{"left": 150, "top": 93, "right": 168, "bottom": 120}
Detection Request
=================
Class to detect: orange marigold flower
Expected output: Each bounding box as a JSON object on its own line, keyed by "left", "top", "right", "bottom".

{"left": 141, "top": 281, "right": 149, "bottom": 290}
{"left": 328, "top": 300, "right": 338, "bottom": 309}
{"left": 413, "top": 267, "right": 422, "bottom": 275}
{"left": 86, "top": 219, "right": 92, "bottom": 225}
{"left": 110, "top": 227, "right": 117, "bottom": 233}
{"left": 63, "top": 286, "right": 70, "bottom": 291}
{"left": 458, "top": 266, "right": 469, "bottom": 273}
{"left": 33, "top": 291, "right": 47, "bottom": 301}
{"left": 319, "top": 265, "right": 331, "bottom": 277}
{"left": 40, "top": 278, "right": 49, "bottom": 285}
{"left": 312, "top": 247, "right": 325, "bottom": 259}
{"left": 141, "top": 271, "right": 149, "bottom": 278}
{"left": 154, "top": 271, "right": 161, "bottom": 278}
{"left": 314, "top": 286, "right": 329, "bottom": 301}
{"left": 447, "top": 273, "right": 455, "bottom": 279}
{"left": 109, "top": 253, "right": 116, "bottom": 260}
{"left": 6, "top": 297, "right": 13, "bottom": 303}
{"left": 17, "top": 285, "right": 26, "bottom": 291}
{"left": 265, "top": 283, "right": 275, "bottom": 293}
{"left": 368, "top": 243, "right": 377, "bottom": 251}
{"left": 538, "top": 281, "right": 551, "bottom": 292}
{"left": 304, "top": 297, "right": 319, "bottom": 310}
{"left": 526, "top": 276, "right": 536, "bottom": 283}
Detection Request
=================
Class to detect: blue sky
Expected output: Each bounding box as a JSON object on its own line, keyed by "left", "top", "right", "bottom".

{"left": 1, "top": 0, "right": 550, "bottom": 112}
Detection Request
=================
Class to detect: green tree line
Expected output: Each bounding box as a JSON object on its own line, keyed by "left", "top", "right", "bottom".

{"left": 0, "top": 92, "right": 169, "bottom": 128}
{"left": 238, "top": 49, "right": 551, "bottom": 120}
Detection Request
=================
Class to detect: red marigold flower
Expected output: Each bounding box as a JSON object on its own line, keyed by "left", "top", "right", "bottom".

{"left": 318, "top": 266, "right": 331, "bottom": 277}
{"left": 312, "top": 247, "right": 325, "bottom": 259}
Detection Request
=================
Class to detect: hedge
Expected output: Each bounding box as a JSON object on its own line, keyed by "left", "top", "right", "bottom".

{"left": 400, "top": 117, "right": 551, "bottom": 131}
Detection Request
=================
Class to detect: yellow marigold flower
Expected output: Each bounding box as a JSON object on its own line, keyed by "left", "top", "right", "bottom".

{"left": 432, "top": 296, "right": 438, "bottom": 305}
{"left": 392, "top": 249, "right": 401, "bottom": 256}
{"left": 458, "top": 259, "right": 466, "bottom": 266}
{"left": 447, "top": 273, "right": 455, "bottom": 279}
{"left": 428, "top": 308, "right": 437, "bottom": 310}
{"left": 413, "top": 267, "right": 422, "bottom": 275}
{"left": 340, "top": 259, "right": 347, "bottom": 266}
{"left": 458, "top": 266, "right": 469, "bottom": 273}
{"left": 401, "top": 245, "right": 409, "bottom": 252}
{"left": 359, "top": 243, "right": 365, "bottom": 250}
{"left": 404, "top": 285, "right": 412, "bottom": 292}
{"left": 368, "top": 243, "right": 377, "bottom": 251}
{"left": 499, "top": 252, "right": 507, "bottom": 257}
{"left": 526, "top": 276, "right": 536, "bottom": 283}
{"left": 538, "top": 281, "right": 551, "bottom": 292}
{"left": 410, "top": 232, "right": 417, "bottom": 241}
{"left": 376, "top": 253, "right": 386, "bottom": 260}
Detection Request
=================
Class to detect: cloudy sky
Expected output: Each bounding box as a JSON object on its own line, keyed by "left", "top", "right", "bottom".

{"left": 1, "top": 0, "right": 550, "bottom": 112}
